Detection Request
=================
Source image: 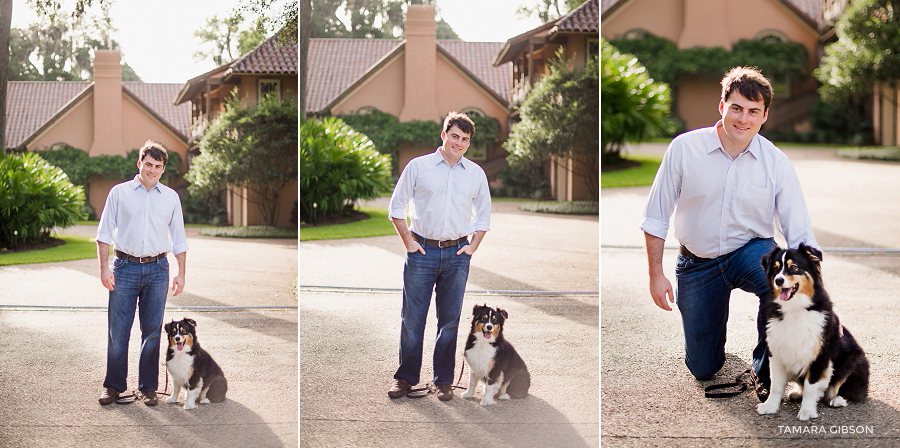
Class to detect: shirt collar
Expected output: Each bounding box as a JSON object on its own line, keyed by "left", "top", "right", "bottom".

{"left": 433, "top": 147, "right": 468, "bottom": 168}
{"left": 130, "top": 174, "right": 160, "bottom": 192}
{"left": 709, "top": 120, "right": 760, "bottom": 159}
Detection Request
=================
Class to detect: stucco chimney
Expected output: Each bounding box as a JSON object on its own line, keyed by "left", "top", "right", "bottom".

{"left": 677, "top": 0, "right": 731, "bottom": 50}
{"left": 398, "top": 5, "right": 440, "bottom": 122}
{"left": 89, "top": 50, "right": 125, "bottom": 156}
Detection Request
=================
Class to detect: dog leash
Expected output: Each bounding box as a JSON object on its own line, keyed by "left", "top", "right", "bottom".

{"left": 704, "top": 369, "right": 754, "bottom": 398}
{"left": 115, "top": 368, "right": 172, "bottom": 405}
{"left": 406, "top": 361, "right": 468, "bottom": 399}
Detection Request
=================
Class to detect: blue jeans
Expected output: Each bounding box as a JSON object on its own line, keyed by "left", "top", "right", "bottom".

{"left": 675, "top": 237, "right": 776, "bottom": 382}
{"left": 395, "top": 242, "right": 471, "bottom": 386}
{"left": 104, "top": 256, "right": 169, "bottom": 393}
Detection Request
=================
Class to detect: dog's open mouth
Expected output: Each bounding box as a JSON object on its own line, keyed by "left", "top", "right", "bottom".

{"left": 779, "top": 284, "right": 799, "bottom": 301}
{"left": 483, "top": 330, "right": 492, "bottom": 340}
{"left": 176, "top": 341, "right": 184, "bottom": 351}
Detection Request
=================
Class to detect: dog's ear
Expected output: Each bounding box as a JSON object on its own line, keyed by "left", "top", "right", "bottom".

{"left": 498, "top": 308, "right": 508, "bottom": 320}
{"left": 185, "top": 318, "right": 197, "bottom": 327}
{"left": 799, "top": 243, "right": 822, "bottom": 263}
{"left": 164, "top": 321, "right": 173, "bottom": 332}
{"left": 761, "top": 247, "right": 780, "bottom": 273}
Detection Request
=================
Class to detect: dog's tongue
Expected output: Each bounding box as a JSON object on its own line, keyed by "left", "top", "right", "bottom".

{"left": 779, "top": 289, "right": 792, "bottom": 301}
{"left": 177, "top": 342, "right": 184, "bottom": 351}
{"left": 483, "top": 331, "right": 492, "bottom": 340}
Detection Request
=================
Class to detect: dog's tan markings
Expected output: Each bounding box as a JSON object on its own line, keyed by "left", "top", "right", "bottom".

{"left": 798, "top": 272, "right": 815, "bottom": 298}
{"left": 774, "top": 261, "right": 781, "bottom": 270}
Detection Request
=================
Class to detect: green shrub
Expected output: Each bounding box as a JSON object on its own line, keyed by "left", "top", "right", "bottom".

{"left": 0, "top": 152, "right": 85, "bottom": 248}
{"left": 836, "top": 147, "right": 900, "bottom": 161}
{"left": 518, "top": 201, "right": 598, "bottom": 215}
{"left": 182, "top": 189, "right": 228, "bottom": 225}
{"left": 198, "top": 226, "right": 298, "bottom": 238}
{"left": 299, "top": 117, "right": 393, "bottom": 223}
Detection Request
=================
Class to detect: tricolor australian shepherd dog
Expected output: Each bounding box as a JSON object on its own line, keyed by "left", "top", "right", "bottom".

{"left": 164, "top": 318, "right": 228, "bottom": 410}
{"left": 757, "top": 244, "right": 868, "bottom": 420}
{"left": 462, "top": 304, "right": 531, "bottom": 406}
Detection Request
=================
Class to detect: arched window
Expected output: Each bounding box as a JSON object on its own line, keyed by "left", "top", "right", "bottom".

{"left": 356, "top": 106, "right": 380, "bottom": 115}
{"left": 754, "top": 30, "right": 788, "bottom": 43}
{"left": 621, "top": 29, "right": 653, "bottom": 40}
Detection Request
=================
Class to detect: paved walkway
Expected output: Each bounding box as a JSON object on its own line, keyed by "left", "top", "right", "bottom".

{"left": 299, "top": 198, "right": 599, "bottom": 447}
{"left": 602, "top": 145, "right": 900, "bottom": 446}
{"left": 0, "top": 231, "right": 298, "bottom": 447}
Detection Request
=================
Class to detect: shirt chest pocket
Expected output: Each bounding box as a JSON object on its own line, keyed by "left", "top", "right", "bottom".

{"left": 736, "top": 183, "right": 772, "bottom": 219}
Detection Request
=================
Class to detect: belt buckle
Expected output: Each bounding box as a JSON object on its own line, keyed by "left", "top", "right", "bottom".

{"left": 140, "top": 255, "right": 152, "bottom": 263}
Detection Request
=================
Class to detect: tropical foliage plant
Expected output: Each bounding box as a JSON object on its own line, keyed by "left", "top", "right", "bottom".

{"left": 0, "top": 152, "right": 85, "bottom": 249}
{"left": 299, "top": 117, "right": 393, "bottom": 224}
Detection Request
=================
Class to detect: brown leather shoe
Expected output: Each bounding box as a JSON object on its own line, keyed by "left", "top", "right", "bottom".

{"left": 437, "top": 384, "right": 453, "bottom": 401}
{"left": 98, "top": 387, "right": 119, "bottom": 405}
{"left": 388, "top": 378, "right": 412, "bottom": 399}
{"left": 141, "top": 391, "right": 158, "bottom": 406}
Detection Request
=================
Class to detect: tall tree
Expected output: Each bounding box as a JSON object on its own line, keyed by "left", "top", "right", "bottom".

{"left": 300, "top": 0, "right": 310, "bottom": 122}
{"left": 238, "top": 0, "right": 298, "bottom": 44}
{"left": 193, "top": 15, "right": 242, "bottom": 66}
{"left": 516, "top": 0, "right": 582, "bottom": 22}
{"left": 309, "top": 0, "right": 458, "bottom": 39}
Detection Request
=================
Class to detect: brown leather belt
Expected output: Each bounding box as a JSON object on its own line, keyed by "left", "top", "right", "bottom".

{"left": 679, "top": 245, "right": 713, "bottom": 263}
{"left": 116, "top": 250, "right": 166, "bottom": 263}
{"left": 411, "top": 233, "right": 468, "bottom": 248}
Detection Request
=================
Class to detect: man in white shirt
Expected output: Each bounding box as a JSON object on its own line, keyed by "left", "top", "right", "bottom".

{"left": 95, "top": 141, "right": 188, "bottom": 406}
{"left": 386, "top": 112, "right": 491, "bottom": 401}
{"left": 641, "top": 67, "right": 819, "bottom": 400}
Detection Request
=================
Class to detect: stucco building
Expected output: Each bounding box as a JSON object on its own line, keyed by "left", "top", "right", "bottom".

{"left": 10, "top": 49, "right": 190, "bottom": 218}
{"left": 601, "top": 0, "right": 828, "bottom": 133}
{"left": 175, "top": 34, "right": 299, "bottom": 228}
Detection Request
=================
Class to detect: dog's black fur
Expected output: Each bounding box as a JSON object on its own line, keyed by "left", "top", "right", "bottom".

{"left": 462, "top": 304, "right": 530, "bottom": 404}
{"left": 164, "top": 318, "right": 228, "bottom": 406}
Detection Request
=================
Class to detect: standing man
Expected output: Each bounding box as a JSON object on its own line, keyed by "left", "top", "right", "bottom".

{"left": 386, "top": 112, "right": 491, "bottom": 401}
{"left": 96, "top": 140, "right": 188, "bottom": 406}
{"left": 641, "top": 67, "right": 819, "bottom": 399}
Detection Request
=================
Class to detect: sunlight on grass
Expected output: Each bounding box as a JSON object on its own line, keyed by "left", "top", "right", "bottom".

{"left": 0, "top": 234, "right": 97, "bottom": 266}
{"left": 601, "top": 154, "right": 663, "bottom": 188}
{"left": 300, "top": 206, "right": 395, "bottom": 241}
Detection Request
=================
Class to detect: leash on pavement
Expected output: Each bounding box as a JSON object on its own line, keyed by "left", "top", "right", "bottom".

{"left": 406, "top": 361, "right": 468, "bottom": 399}
{"left": 115, "top": 368, "right": 172, "bottom": 404}
{"left": 704, "top": 369, "right": 753, "bottom": 399}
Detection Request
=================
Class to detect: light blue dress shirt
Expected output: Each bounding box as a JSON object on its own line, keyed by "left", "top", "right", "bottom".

{"left": 641, "top": 122, "right": 818, "bottom": 259}
{"left": 389, "top": 148, "right": 491, "bottom": 241}
{"left": 96, "top": 175, "right": 189, "bottom": 257}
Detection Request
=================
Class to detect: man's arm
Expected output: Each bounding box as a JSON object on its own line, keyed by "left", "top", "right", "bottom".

{"left": 172, "top": 251, "right": 186, "bottom": 296}
{"left": 457, "top": 230, "right": 485, "bottom": 256}
{"left": 391, "top": 218, "right": 425, "bottom": 254}
{"left": 97, "top": 242, "right": 115, "bottom": 291}
{"left": 645, "top": 232, "right": 675, "bottom": 311}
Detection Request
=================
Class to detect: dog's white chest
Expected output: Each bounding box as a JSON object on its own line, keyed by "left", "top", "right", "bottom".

{"left": 465, "top": 339, "right": 497, "bottom": 379}
{"left": 167, "top": 350, "right": 194, "bottom": 383}
{"left": 767, "top": 307, "right": 827, "bottom": 375}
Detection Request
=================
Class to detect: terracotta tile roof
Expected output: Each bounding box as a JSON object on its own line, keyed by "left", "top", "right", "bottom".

{"left": 123, "top": 82, "right": 191, "bottom": 139}
{"left": 602, "top": 0, "right": 823, "bottom": 30}
{"left": 6, "top": 81, "right": 90, "bottom": 148}
{"left": 307, "top": 38, "right": 511, "bottom": 114}
{"left": 230, "top": 33, "right": 297, "bottom": 75}
{"left": 5, "top": 81, "right": 190, "bottom": 148}
{"left": 555, "top": 0, "right": 598, "bottom": 33}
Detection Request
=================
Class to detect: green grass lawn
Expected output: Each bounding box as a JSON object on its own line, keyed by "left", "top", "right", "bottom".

{"left": 0, "top": 234, "right": 97, "bottom": 266}
{"left": 300, "top": 206, "right": 395, "bottom": 241}
{"left": 601, "top": 154, "right": 663, "bottom": 188}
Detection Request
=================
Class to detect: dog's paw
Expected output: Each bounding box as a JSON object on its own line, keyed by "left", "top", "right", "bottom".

{"left": 756, "top": 401, "right": 779, "bottom": 415}
{"left": 166, "top": 395, "right": 178, "bottom": 404}
{"left": 183, "top": 402, "right": 196, "bottom": 410}
{"left": 787, "top": 383, "right": 803, "bottom": 400}
{"left": 480, "top": 396, "right": 494, "bottom": 406}
{"left": 829, "top": 396, "right": 848, "bottom": 407}
{"left": 797, "top": 407, "right": 819, "bottom": 421}
{"left": 461, "top": 390, "right": 475, "bottom": 399}
{"left": 200, "top": 398, "right": 210, "bottom": 404}
{"left": 498, "top": 394, "right": 510, "bottom": 400}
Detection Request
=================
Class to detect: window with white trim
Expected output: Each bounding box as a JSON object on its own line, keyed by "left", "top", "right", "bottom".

{"left": 258, "top": 79, "right": 281, "bottom": 101}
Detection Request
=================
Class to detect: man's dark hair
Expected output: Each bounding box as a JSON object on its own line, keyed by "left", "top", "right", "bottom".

{"left": 720, "top": 67, "right": 773, "bottom": 111}
{"left": 139, "top": 140, "right": 168, "bottom": 165}
{"left": 442, "top": 111, "right": 475, "bottom": 137}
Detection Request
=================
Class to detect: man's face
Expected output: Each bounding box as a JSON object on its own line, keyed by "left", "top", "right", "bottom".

{"left": 440, "top": 124, "right": 471, "bottom": 162}
{"left": 718, "top": 91, "right": 768, "bottom": 147}
{"left": 137, "top": 155, "right": 165, "bottom": 187}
